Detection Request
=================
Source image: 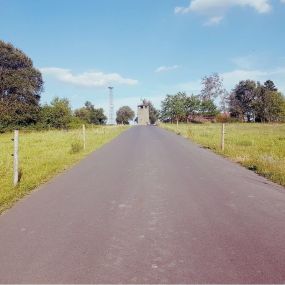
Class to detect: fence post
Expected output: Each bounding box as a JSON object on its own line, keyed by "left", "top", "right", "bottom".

{"left": 13, "top": 130, "right": 19, "bottom": 187}
{"left": 82, "top": 124, "right": 86, "bottom": 150}
{"left": 221, "top": 123, "right": 225, "bottom": 151}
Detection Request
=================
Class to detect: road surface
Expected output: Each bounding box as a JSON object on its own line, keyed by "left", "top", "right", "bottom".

{"left": 0, "top": 126, "right": 285, "bottom": 283}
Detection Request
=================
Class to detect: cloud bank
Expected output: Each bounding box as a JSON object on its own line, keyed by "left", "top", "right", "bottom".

{"left": 175, "top": 0, "right": 272, "bottom": 25}
{"left": 175, "top": 0, "right": 271, "bottom": 14}
{"left": 177, "top": 67, "right": 285, "bottom": 95}
{"left": 40, "top": 67, "right": 138, "bottom": 87}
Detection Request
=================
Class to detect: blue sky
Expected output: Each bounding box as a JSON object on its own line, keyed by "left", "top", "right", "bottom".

{"left": 1, "top": 0, "right": 285, "bottom": 116}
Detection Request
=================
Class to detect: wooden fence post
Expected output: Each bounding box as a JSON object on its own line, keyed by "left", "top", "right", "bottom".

{"left": 13, "top": 130, "right": 19, "bottom": 187}
{"left": 82, "top": 124, "right": 86, "bottom": 150}
{"left": 221, "top": 123, "right": 225, "bottom": 151}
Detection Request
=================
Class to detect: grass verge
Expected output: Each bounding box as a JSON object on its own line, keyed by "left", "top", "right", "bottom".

{"left": 160, "top": 123, "right": 285, "bottom": 187}
{"left": 0, "top": 126, "right": 129, "bottom": 214}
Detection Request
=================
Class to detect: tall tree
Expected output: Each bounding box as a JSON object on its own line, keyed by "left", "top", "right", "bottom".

{"left": 185, "top": 95, "right": 201, "bottom": 120}
{"left": 160, "top": 92, "right": 188, "bottom": 124}
{"left": 200, "top": 73, "right": 226, "bottom": 101}
{"left": 229, "top": 79, "right": 285, "bottom": 122}
{"left": 0, "top": 40, "right": 43, "bottom": 129}
{"left": 116, "top": 106, "right": 135, "bottom": 124}
{"left": 228, "top": 80, "right": 257, "bottom": 122}
{"left": 255, "top": 81, "right": 285, "bottom": 122}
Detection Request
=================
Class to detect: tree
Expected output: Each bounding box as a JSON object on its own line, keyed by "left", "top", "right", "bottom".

{"left": 229, "top": 79, "right": 285, "bottom": 122}
{"left": 264, "top": 80, "right": 277, "bottom": 92}
{"left": 40, "top": 97, "right": 72, "bottom": 129}
{"left": 160, "top": 92, "right": 219, "bottom": 123}
{"left": 116, "top": 106, "right": 135, "bottom": 124}
{"left": 160, "top": 95, "right": 173, "bottom": 122}
{"left": 200, "top": 73, "right": 228, "bottom": 113}
{"left": 160, "top": 92, "right": 188, "bottom": 124}
{"left": 228, "top": 80, "right": 257, "bottom": 122}
{"left": 200, "top": 73, "right": 227, "bottom": 101}
{"left": 199, "top": 99, "right": 218, "bottom": 116}
{"left": 141, "top": 99, "right": 159, "bottom": 124}
{"left": 185, "top": 95, "right": 201, "bottom": 120}
{"left": 75, "top": 101, "right": 107, "bottom": 125}
{"left": 0, "top": 40, "right": 43, "bottom": 130}
{"left": 92, "top": 108, "right": 107, "bottom": 125}
{"left": 255, "top": 81, "right": 285, "bottom": 122}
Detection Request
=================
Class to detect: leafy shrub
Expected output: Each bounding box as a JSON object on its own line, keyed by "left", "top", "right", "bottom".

{"left": 70, "top": 140, "right": 83, "bottom": 154}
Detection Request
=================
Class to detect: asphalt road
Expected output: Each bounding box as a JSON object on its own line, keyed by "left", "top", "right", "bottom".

{"left": 0, "top": 126, "right": 285, "bottom": 284}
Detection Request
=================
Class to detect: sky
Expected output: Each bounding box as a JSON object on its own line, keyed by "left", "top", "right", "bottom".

{"left": 1, "top": 0, "right": 285, "bottom": 117}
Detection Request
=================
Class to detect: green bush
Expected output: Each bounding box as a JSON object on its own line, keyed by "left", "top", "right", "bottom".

{"left": 70, "top": 140, "right": 83, "bottom": 154}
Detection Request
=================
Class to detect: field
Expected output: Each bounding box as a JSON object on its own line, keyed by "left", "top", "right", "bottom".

{"left": 0, "top": 126, "right": 128, "bottom": 213}
{"left": 161, "top": 123, "right": 285, "bottom": 187}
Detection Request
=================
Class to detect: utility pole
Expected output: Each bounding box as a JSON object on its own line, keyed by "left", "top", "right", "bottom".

{"left": 108, "top": 87, "right": 114, "bottom": 125}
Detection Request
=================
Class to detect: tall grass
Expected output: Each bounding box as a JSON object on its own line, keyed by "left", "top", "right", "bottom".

{"left": 161, "top": 123, "right": 285, "bottom": 187}
{"left": 0, "top": 126, "right": 128, "bottom": 213}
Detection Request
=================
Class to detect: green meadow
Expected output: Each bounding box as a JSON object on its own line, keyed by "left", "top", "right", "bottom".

{"left": 0, "top": 126, "right": 128, "bottom": 213}
{"left": 161, "top": 123, "right": 285, "bottom": 187}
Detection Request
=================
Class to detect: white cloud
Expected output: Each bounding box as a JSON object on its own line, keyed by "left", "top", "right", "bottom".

{"left": 40, "top": 67, "right": 138, "bottom": 87}
{"left": 175, "top": 67, "right": 285, "bottom": 95}
{"left": 221, "top": 69, "right": 267, "bottom": 88}
{"left": 155, "top": 65, "right": 181, "bottom": 73}
{"left": 175, "top": 0, "right": 272, "bottom": 25}
{"left": 221, "top": 68, "right": 285, "bottom": 91}
{"left": 175, "top": 0, "right": 271, "bottom": 14}
{"left": 281, "top": 0, "right": 285, "bottom": 3}
{"left": 204, "top": 16, "right": 224, "bottom": 26}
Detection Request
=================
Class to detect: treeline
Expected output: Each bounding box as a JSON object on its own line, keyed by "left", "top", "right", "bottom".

{"left": 1, "top": 95, "right": 107, "bottom": 132}
{"left": 2, "top": 39, "right": 285, "bottom": 130}
{"left": 229, "top": 80, "right": 285, "bottom": 122}
{"left": 39, "top": 99, "right": 107, "bottom": 130}
{"left": 160, "top": 73, "right": 285, "bottom": 123}
{"left": 0, "top": 40, "right": 107, "bottom": 132}
{"left": 161, "top": 92, "right": 218, "bottom": 123}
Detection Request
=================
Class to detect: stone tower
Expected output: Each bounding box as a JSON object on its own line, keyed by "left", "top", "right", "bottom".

{"left": 137, "top": 102, "right": 150, "bottom": 125}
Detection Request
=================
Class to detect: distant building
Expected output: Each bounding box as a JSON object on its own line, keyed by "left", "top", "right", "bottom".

{"left": 137, "top": 102, "right": 150, "bottom": 125}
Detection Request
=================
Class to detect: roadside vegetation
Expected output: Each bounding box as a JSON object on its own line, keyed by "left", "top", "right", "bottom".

{"left": 0, "top": 40, "right": 108, "bottom": 132}
{"left": 160, "top": 75, "right": 285, "bottom": 125}
{"left": 161, "top": 123, "right": 285, "bottom": 187}
{"left": 0, "top": 126, "right": 128, "bottom": 213}
{"left": 0, "top": 40, "right": 133, "bottom": 214}
{"left": 158, "top": 71, "right": 285, "bottom": 187}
